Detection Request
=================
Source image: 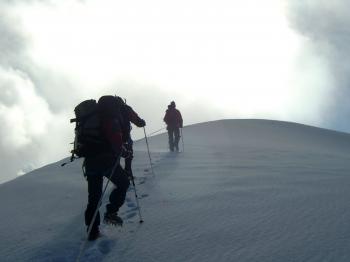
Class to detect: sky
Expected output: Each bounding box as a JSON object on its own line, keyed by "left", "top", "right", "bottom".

{"left": 0, "top": 0, "right": 349, "bottom": 183}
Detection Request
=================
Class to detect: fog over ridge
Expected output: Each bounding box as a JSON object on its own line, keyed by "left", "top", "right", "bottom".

{"left": 0, "top": 0, "right": 349, "bottom": 183}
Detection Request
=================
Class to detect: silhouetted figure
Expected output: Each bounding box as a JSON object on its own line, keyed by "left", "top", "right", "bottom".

{"left": 83, "top": 95, "right": 142, "bottom": 241}
{"left": 163, "top": 101, "right": 183, "bottom": 151}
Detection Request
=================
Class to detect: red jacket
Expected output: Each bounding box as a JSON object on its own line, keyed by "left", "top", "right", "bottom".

{"left": 101, "top": 117, "right": 123, "bottom": 154}
{"left": 125, "top": 105, "right": 145, "bottom": 128}
{"left": 84, "top": 117, "right": 123, "bottom": 172}
{"left": 163, "top": 108, "right": 183, "bottom": 129}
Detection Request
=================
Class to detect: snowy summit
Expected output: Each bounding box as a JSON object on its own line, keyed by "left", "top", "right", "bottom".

{"left": 1, "top": 119, "right": 350, "bottom": 262}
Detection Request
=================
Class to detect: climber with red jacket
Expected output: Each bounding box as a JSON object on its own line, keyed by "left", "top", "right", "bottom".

{"left": 163, "top": 101, "right": 183, "bottom": 151}
{"left": 84, "top": 96, "right": 145, "bottom": 240}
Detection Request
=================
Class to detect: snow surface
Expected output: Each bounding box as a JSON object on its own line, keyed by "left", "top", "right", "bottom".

{"left": 1, "top": 119, "right": 350, "bottom": 262}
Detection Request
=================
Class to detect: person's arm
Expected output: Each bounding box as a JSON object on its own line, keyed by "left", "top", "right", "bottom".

{"left": 177, "top": 110, "right": 183, "bottom": 128}
{"left": 128, "top": 107, "right": 146, "bottom": 127}
{"left": 163, "top": 111, "right": 169, "bottom": 124}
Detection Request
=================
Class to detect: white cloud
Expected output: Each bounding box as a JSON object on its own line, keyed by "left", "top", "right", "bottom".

{"left": 0, "top": 68, "right": 51, "bottom": 148}
{"left": 285, "top": 0, "right": 350, "bottom": 131}
{"left": 0, "top": 0, "right": 348, "bottom": 183}
{"left": 15, "top": 0, "right": 311, "bottom": 116}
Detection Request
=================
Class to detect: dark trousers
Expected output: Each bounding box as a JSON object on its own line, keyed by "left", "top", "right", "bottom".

{"left": 84, "top": 165, "right": 130, "bottom": 230}
{"left": 168, "top": 128, "right": 180, "bottom": 151}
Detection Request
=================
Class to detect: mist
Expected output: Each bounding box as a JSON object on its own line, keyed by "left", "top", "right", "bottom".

{"left": 0, "top": 0, "right": 348, "bottom": 183}
{"left": 286, "top": 0, "right": 350, "bottom": 131}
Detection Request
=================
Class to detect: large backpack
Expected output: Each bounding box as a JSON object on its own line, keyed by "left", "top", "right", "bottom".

{"left": 70, "top": 96, "right": 124, "bottom": 161}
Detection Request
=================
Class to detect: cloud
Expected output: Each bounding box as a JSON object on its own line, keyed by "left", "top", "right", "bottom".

{"left": 286, "top": 0, "right": 350, "bottom": 131}
{"left": 0, "top": 67, "right": 50, "bottom": 181}
{"left": 0, "top": 64, "right": 74, "bottom": 183}
{"left": 1, "top": 0, "right": 350, "bottom": 183}
{"left": 0, "top": 13, "right": 26, "bottom": 68}
{"left": 0, "top": 0, "right": 192, "bottom": 183}
{"left": 0, "top": 3, "right": 70, "bottom": 183}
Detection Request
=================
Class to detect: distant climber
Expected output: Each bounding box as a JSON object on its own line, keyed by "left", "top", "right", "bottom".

{"left": 163, "top": 101, "right": 183, "bottom": 151}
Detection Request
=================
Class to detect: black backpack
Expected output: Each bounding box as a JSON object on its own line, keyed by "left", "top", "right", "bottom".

{"left": 70, "top": 96, "right": 124, "bottom": 161}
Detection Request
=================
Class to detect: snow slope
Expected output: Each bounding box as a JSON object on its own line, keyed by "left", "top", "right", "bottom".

{"left": 1, "top": 119, "right": 350, "bottom": 262}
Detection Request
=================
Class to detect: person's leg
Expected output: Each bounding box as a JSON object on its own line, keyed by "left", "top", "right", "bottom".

{"left": 85, "top": 175, "right": 103, "bottom": 237}
{"left": 105, "top": 165, "right": 130, "bottom": 215}
{"left": 174, "top": 128, "right": 180, "bottom": 151}
{"left": 168, "top": 129, "right": 174, "bottom": 151}
{"left": 125, "top": 157, "right": 133, "bottom": 175}
{"left": 124, "top": 139, "right": 134, "bottom": 176}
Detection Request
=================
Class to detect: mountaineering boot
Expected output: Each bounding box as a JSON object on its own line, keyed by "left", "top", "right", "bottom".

{"left": 104, "top": 212, "right": 123, "bottom": 226}
{"left": 87, "top": 226, "right": 101, "bottom": 241}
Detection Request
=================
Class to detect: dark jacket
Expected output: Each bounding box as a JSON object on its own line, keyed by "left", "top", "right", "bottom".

{"left": 84, "top": 116, "right": 123, "bottom": 173}
{"left": 163, "top": 107, "right": 183, "bottom": 130}
{"left": 121, "top": 105, "right": 145, "bottom": 142}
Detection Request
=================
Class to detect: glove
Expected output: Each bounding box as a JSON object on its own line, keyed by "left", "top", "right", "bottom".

{"left": 138, "top": 119, "right": 146, "bottom": 127}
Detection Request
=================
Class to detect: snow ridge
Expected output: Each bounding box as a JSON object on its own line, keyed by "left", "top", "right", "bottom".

{"left": 1, "top": 119, "right": 350, "bottom": 262}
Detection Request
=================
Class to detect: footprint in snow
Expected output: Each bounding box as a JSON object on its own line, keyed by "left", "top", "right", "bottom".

{"left": 125, "top": 197, "right": 132, "bottom": 203}
{"left": 97, "top": 239, "right": 113, "bottom": 254}
{"left": 140, "top": 194, "right": 149, "bottom": 199}
{"left": 127, "top": 207, "right": 139, "bottom": 212}
{"left": 127, "top": 202, "right": 136, "bottom": 208}
{"left": 125, "top": 212, "right": 137, "bottom": 219}
{"left": 138, "top": 180, "right": 146, "bottom": 185}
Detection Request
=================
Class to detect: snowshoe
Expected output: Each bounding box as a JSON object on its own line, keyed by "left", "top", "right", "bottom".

{"left": 104, "top": 212, "right": 123, "bottom": 226}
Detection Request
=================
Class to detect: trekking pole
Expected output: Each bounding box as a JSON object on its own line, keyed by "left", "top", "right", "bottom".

{"left": 143, "top": 127, "right": 155, "bottom": 176}
{"left": 76, "top": 157, "right": 120, "bottom": 262}
{"left": 181, "top": 128, "right": 185, "bottom": 153}
{"left": 130, "top": 176, "right": 144, "bottom": 223}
